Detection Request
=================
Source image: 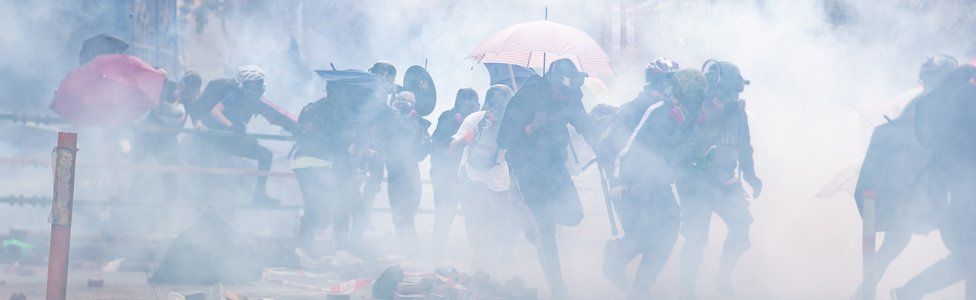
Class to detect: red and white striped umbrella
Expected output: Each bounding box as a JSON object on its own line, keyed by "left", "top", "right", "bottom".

{"left": 468, "top": 20, "right": 614, "bottom": 76}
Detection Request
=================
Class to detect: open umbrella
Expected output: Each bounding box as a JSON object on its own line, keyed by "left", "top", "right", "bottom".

{"left": 79, "top": 34, "right": 129, "bottom": 66}
{"left": 469, "top": 20, "right": 614, "bottom": 76}
{"left": 484, "top": 63, "right": 538, "bottom": 92}
{"left": 51, "top": 54, "right": 166, "bottom": 127}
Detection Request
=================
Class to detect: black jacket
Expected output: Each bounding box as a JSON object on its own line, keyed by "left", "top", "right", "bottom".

{"left": 429, "top": 109, "right": 466, "bottom": 178}
{"left": 382, "top": 109, "right": 431, "bottom": 166}
{"left": 498, "top": 78, "right": 598, "bottom": 168}
{"left": 602, "top": 94, "right": 694, "bottom": 187}
{"left": 294, "top": 97, "right": 354, "bottom": 166}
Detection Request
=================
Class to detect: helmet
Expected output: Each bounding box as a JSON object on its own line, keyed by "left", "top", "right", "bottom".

{"left": 645, "top": 57, "right": 680, "bottom": 83}
{"left": 369, "top": 61, "right": 397, "bottom": 82}
{"left": 919, "top": 55, "right": 958, "bottom": 86}
{"left": 703, "top": 60, "right": 749, "bottom": 94}
{"left": 673, "top": 68, "right": 708, "bottom": 106}
{"left": 237, "top": 65, "right": 266, "bottom": 83}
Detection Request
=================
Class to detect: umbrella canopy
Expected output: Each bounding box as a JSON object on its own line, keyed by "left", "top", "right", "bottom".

{"left": 469, "top": 20, "right": 614, "bottom": 76}
{"left": 79, "top": 34, "right": 129, "bottom": 66}
{"left": 51, "top": 54, "right": 166, "bottom": 127}
{"left": 484, "top": 63, "right": 539, "bottom": 91}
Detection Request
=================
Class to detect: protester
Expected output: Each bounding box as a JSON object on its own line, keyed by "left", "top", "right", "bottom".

{"left": 852, "top": 54, "right": 957, "bottom": 298}
{"left": 893, "top": 61, "right": 976, "bottom": 300}
{"left": 134, "top": 76, "right": 189, "bottom": 166}
{"left": 291, "top": 81, "right": 367, "bottom": 255}
{"left": 498, "top": 58, "right": 600, "bottom": 298}
{"left": 430, "top": 88, "right": 481, "bottom": 252}
{"left": 369, "top": 61, "right": 400, "bottom": 103}
{"left": 450, "top": 84, "right": 519, "bottom": 272}
{"left": 599, "top": 58, "right": 688, "bottom": 297}
{"left": 382, "top": 91, "right": 431, "bottom": 247}
{"left": 128, "top": 76, "right": 188, "bottom": 200}
{"left": 202, "top": 65, "right": 300, "bottom": 204}
{"left": 677, "top": 60, "right": 761, "bottom": 298}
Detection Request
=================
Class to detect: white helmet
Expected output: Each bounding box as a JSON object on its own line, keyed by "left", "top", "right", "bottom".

{"left": 237, "top": 65, "right": 266, "bottom": 83}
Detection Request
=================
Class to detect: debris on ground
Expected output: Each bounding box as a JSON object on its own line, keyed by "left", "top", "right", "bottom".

{"left": 87, "top": 278, "right": 104, "bottom": 288}
{"left": 167, "top": 284, "right": 244, "bottom": 300}
{"left": 365, "top": 265, "right": 538, "bottom": 300}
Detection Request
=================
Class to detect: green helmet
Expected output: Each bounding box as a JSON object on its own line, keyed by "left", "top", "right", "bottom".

{"left": 673, "top": 68, "right": 708, "bottom": 105}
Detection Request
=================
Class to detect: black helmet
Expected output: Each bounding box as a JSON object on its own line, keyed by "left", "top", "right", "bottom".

{"left": 919, "top": 55, "right": 958, "bottom": 86}
{"left": 703, "top": 60, "right": 750, "bottom": 94}
{"left": 369, "top": 61, "right": 397, "bottom": 83}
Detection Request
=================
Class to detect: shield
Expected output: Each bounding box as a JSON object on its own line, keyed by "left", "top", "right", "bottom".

{"left": 402, "top": 65, "right": 436, "bottom": 116}
{"left": 51, "top": 54, "right": 166, "bottom": 127}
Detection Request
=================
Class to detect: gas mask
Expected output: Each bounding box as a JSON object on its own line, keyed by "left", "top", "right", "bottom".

{"left": 392, "top": 91, "right": 417, "bottom": 115}
{"left": 392, "top": 99, "right": 414, "bottom": 115}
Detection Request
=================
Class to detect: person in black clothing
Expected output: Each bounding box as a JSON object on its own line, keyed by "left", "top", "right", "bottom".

{"left": 893, "top": 62, "right": 976, "bottom": 300}
{"left": 599, "top": 59, "right": 690, "bottom": 298}
{"left": 497, "top": 58, "right": 599, "bottom": 298}
{"left": 383, "top": 91, "right": 431, "bottom": 246}
{"left": 359, "top": 61, "right": 399, "bottom": 218}
{"left": 676, "top": 61, "right": 761, "bottom": 298}
{"left": 852, "top": 54, "right": 957, "bottom": 298}
{"left": 430, "top": 88, "right": 481, "bottom": 252}
{"left": 293, "top": 93, "right": 349, "bottom": 252}
{"left": 205, "top": 65, "right": 299, "bottom": 204}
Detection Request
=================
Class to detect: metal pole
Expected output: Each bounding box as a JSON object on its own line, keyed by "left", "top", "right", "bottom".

{"left": 508, "top": 63, "right": 519, "bottom": 92}
{"left": 46, "top": 132, "right": 78, "bottom": 300}
{"left": 619, "top": 0, "right": 627, "bottom": 51}
{"left": 862, "top": 191, "right": 877, "bottom": 300}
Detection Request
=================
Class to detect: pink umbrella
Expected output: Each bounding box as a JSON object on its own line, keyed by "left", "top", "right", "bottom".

{"left": 469, "top": 20, "right": 614, "bottom": 76}
{"left": 51, "top": 54, "right": 166, "bottom": 127}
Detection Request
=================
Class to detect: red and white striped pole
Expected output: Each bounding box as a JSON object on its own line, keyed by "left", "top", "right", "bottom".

{"left": 46, "top": 132, "right": 78, "bottom": 300}
{"left": 862, "top": 190, "right": 877, "bottom": 300}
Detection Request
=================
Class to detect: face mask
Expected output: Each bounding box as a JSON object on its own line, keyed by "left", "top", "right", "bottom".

{"left": 393, "top": 100, "right": 414, "bottom": 114}
{"left": 561, "top": 76, "right": 572, "bottom": 88}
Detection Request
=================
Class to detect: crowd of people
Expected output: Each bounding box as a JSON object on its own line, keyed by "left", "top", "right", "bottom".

{"left": 112, "top": 45, "right": 975, "bottom": 298}
{"left": 123, "top": 51, "right": 765, "bottom": 299}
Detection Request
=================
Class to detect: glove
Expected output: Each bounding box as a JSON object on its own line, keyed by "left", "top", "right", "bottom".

{"left": 609, "top": 185, "right": 627, "bottom": 201}
{"left": 745, "top": 174, "right": 763, "bottom": 198}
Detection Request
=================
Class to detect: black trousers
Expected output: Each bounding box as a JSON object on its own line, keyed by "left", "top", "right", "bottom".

{"left": 386, "top": 161, "right": 422, "bottom": 240}
{"left": 510, "top": 161, "right": 583, "bottom": 296}
{"left": 431, "top": 163, "right": 463, "bottom": 250}
{"left": 608, "top": 181, "right": 681, "bottom": 293}
{"left": 211, "top": 136, "right": 273, "bottom": 197}
{"left": 294, "top": 166, "right": 358, "bottom": 251}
